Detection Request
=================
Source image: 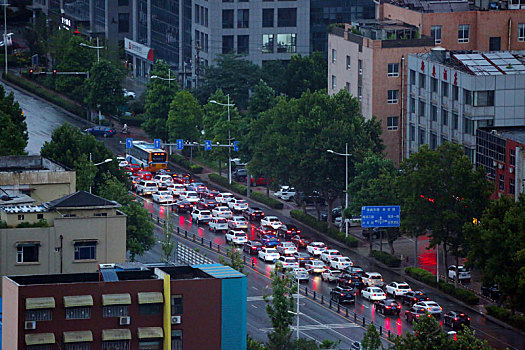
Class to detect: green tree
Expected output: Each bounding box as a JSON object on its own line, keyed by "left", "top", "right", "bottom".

{"left": 389, "top": 314, "right": 449, "bottom": 350}
{"left": 284, "top": 53, "right": 327, "bottom": 98}
{"left": 247, "top": 336, "right": 266, "bottom": 350}
{"left": 248, "top": 80, "right": 277, "bottom": 116}
{"left": 84, "top": 59, "right": 126, "bottom": 118}
{"left": 73, "top": 154, "right": 97, "bottom": 192}
{"left": 0, "top": 85, "right": 28, "bottom": 155}
{"left": 160, "top": 221, "right": 176, "bottom": 263}
{"left": 260, "top": 60, "right": 287, "bottom": 95}
{"left": 219, "top": 248, "right": 245, "bottom": 274}
{"left": 361, "top": 324, "right": 382, "bottom": 350}
{"left": 167, "top": 90, "right": 203, "bottom": 142}
{"left": 453, "top": 326, "right": 494, "bottom": 350}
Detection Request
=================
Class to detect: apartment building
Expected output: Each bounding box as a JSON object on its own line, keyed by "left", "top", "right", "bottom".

{"left": 328, "top": 21, "right": 434, "bottom": 163}
{"left": 406, "top": 48, "right": 525, "bottom": 162}
{"left": 2, "top": 263, "right": 247, "bottom": 349}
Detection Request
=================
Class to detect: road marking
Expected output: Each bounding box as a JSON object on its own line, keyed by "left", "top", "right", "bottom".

{"left": 261, "top": 323, "right": 360, "bottom": 332}
{"left": 251, "top": 286, "right": 258, "bottom": 290}
{"left": 247, "top": 295, "right": 304, "bottom": 302}
{"left": 251, "top": 305, "right": 258, "bottom": 309}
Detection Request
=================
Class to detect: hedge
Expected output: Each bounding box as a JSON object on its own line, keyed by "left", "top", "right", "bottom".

{"left": 250, "top": 192, "right": 283, "bottom": 209}
{"left": 372, "top": 250, "right": 401, "bottom": 267}
{"left": 486, "top": 305, "right": 525, "bottom": 332}
{"left": 405, "top": 267, "right": 479, "bottom": 305}
{"left": 117, "top": 114, "right": 145, "bottom": 127}
{"left": 169, "top": 154, "right": 203, "bottom": 174}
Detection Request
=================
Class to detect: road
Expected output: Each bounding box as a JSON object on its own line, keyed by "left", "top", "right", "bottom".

{"left": 12, "top": 80, "right": 525, "bottom": 349}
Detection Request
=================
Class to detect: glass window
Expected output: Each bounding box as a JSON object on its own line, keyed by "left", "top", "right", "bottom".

{"left": 103, "top": 305, "right": 128, "bottom": 317}
{"left": 66, "top": 343, "right": 90, "bottom": 350}
{"left": 453, "top": 86, "right": 459, "bottom": 100}
{"left": 431, "top": 25, "right": 442, "bottom": 44}
{"left": 262, "top": 9, "right": 273, "bottom": 27}
{"left": 473, "top": 91, "right": 494, "bottom": 107}
{"left": 453, "top": 113, "right": 459, "bottom": 129}
{"left": 118, "top": 0, "right": 129, "bottom": 5}
{"left": 276, "top": 33, "right": 296, "bottom": 53}
{"left": 237, "top": 9, "right": 249, "bottom": 28}
{"left": 431, "top": 77, "right": 438, "bottom": 92}
{"left": 442, "top": 81, "right": 449, "bottom": 97}
{"left": 430, "top": 133, "right": 437, "bottom": 149}
{"left": 410, "top": 69, "right": 416, "bottom": 85}
{"left": 26, "top": 309, "right": 52, "bottom": 321}
{"left": 464, "top": 89, "right": 472, "bottom": 105}
{"left": 278, "top": 8, "right": 296, "bottom": 27}
{"left": 388, "top": 63, "right": 399, "bottom": 77}
{"left": 237, "top": 35, "right": 249, "bottom": 54}
{"left": 74, "top": 241, "right": 96, "bottom": 260}
{"left": 442, "top": 109, "right": 448, "bottom": 125}
{"left": 410, "top": 97, "right": 415, "bottom": 113}
{"left": 118, "top": 13, "right": 129, "bottom": 33}
{"left": 103, "top": 341, "right": 129, "bottom": 350}
{"left": 458, "top": 24, "right": 470, "bottom": 43}
{"left": 431, "top": 105, "right": 437, "bottom": 121}
{"left": 17, "top": 243, "right": 39, "bottom": 263}
{"left": 331, "top": 49, "right": 337, "bottom": 63}
{"left": 358, "top": 86, "right": 362, "bottom": 100}
{"left": 222, "top": 35, "right": 234, "bottom": 54}
{"left": 418, "top": 101, "right": 426, "bottom": 117}
{"left": 358, "top": 59, "right": 363, "bottom": 74}
{"left": 463, "top": 117, "right": 474, "bottom": 135}
{"left": 222, "top": 10, "right": 233, "bottom": 28}
{"left": 139, "top": 341, "right": 161, "bottom": 350}
{"left": 510, "top": 178, "right": 515, "bottom": 194}
{"left": 171, "top": 296, "right": 183, "bottom": 315}
{"left": 387, "top": 116, "right": 399, "bottom": 131}
{"left": 172, "top": 330, "right": 183, "bottom": 350}
{"left": 195, "top": 5, "right": 200, "bottom": 24}
{"left": 410, "top": 124, "right": 415, "bottom": 141}
{"left": 18, "top": 214, "right": 24, "bottom": 220}
{"left": 419, "top": 128, "right": 426, "bottom": 144}
{"left": 499, "top": 174, "right": 505, "bottom": 191}
{"left": 331, "top": 75, "right": 337, "bottom": 90}
{"left": 139, "top": 303, "right": 162, "bottom": 315}
{"left": 346, "top": 55, "right": 351, "bottom": 69}
{"left": 387, "top": 90, "right": 398, "bottom": 104}
{"left": 510, "top": 149, "right": 516, "bottom": 166}
{"left": 419, "top": 73, "right": 426, "bottom": 88}
{"left": 519, "top": 23, "right": 525, "bottom": 41}
{"left": 345, "top": 82, "right": 350, "bottom": 92}
{"left": 66, "top": 307, "right": 91, "bottom": 319}
{"left": 262, "top": 34, "right": 274, "bottom": 53}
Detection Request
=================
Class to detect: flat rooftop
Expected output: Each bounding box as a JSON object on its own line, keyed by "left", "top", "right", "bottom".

{"left": 0, "top": 156, "right": 69, "bottom": 172}
{"left": 480, "top": 127, "right": 525, "bottom": 145}
{"left": 383, "top": 0, "right": 505, "bottom": 13}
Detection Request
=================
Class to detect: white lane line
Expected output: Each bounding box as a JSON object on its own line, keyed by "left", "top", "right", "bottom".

{"left": 248, "top": 295, "right": 305, "bottom": 302}
{"left": 260, "top": 323, "right": 360, "bottom": 332}
{"left": 251, "top": 286, "right": 258, "bottom": 290}
{"left": 251, "top": 305, "right": 258, "bottom": 309}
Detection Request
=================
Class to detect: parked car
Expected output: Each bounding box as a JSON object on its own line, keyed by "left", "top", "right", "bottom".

{"left": 405, "top": 305, "right": 431, "bottom": 323}
{"left": 243, "top": 240, "right": 263, "bottom": 255}
{"left": 291, "top": 235, "right": 312, "bottom": 249}
{"left": 276, "top": 242, "right": 298, "bottom": 255}
{"left": 294, "top": 191, "right": 326, "bottom": 206}
{"left": 320, "top": 249, "right": 342, "bottom": 263}
{"left": 274, "top": 186, "right": 296, "bottom": 201}
{"left": 228, "top": 216, "right": 249, "bottom": 230}
{"left": 293, "top": 252, "right": 313, "bottom": 267}
{"left": 152, "top": 190, "right": 174, "bottom": 204}
{"left": 84, "top": 125, "right": 117, "bottom": 137}
{"left": 228, "top": 198, "right": 249, "bottom": 212}
{"left": 209, "top": 217, "right": 228, "bottom": 233}
{"left": 400, "top": 291, "right": 430, "bottom": 306}
{"left": 173, "top": 199, "right": 194, "bottom": 213}
{"left": 277, "top": 256, "right": 299, "bottom": 270}
{"left": 277, "top": 224, "right": 302, "bottom": 239}
{"left": 292, "top": 267, "right": 309, "bottom": 282}
{"left": 362, "top": 287, "right": 386, "bottom": 301}
{"left": 232, "top": 168, "right": 247, "bottom": 182}
{"left": 443, "top": 311, "right": 470, "bottom": 330}
{"left": 481, "top": 284, "right": 502, "bottom": 301}
{"left": 260, "top": 216, "right": 284, "bottom": 230}
{"left": 321, "top": 269, "right": 343, "bottom": 283}
{"left": 448, "top": 265, "right": 471, "bottom": 283}
{"left": 330, "top": 256, "right": 353, "bottom": 270}
{"left": 413, "top": 301, "right": 443, "bottom": 318}
{"left": 123, "top": 88, "right": 136, "bottom": 99}
{"left": 351, "top": 341, "right": 362, "bottom": 350}
{"left": 330, "top": 286, "right": 356, "bottom": 304}
{"left": 361, "top": 272, "right": 384, "bottom": 287}
{"left": 306, "top": 242, "right": 327, "bottom": 256}
{"left": 337, "top": 274, "right": 365, "bottom": 290}
{"left": 225, "top": 230, "right": 248, "bottom": 245}
{"left": 305, "top": 260, "right": 326, "bottom": 274}
{"left": 258, "top": 247, "right": 280, "bottom": 263}
{"left": 375, "top": 299, "right": 401, "bottom": 316}
{"left": 211, "top": 206, "right": 233, "bottom": 219}
{"left": 260, "top": 235, "right": 280, "bottom": 248}
{"left": 243, "top": 207, "right": 265, "bottom": 221}
{"left": 385, "top": 282, "right": 412, "bottom": 297}
{"left": 190, "top": 208, "right": 212, "bottom": 224}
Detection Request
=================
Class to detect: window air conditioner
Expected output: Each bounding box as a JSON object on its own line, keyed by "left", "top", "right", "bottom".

{"left": 25, "top": 321, "right": 36, "bottom": 330}
{"left": 171, "top": 315, "right": 181, "bottom": 324}
{"left": 119, "top": 316, "right": 131, "bottom": 325}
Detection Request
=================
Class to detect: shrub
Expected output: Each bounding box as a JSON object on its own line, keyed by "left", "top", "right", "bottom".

{"left": 372, "top": 250, "right": 401, "bottom": 267}
{"left": 250, "top": 192, "right": 283, "bottom": 209}
{"left": 169, "top": 154, "right": 192, "bottom": 171}
{"left": 16, "top": 220, "right": 49, "bottom": 228}
{"left": 486, "top": 305, "right": 525, "bottom": 332}
{"left": 190, "top": 165, "right": 203, "bottom": 174}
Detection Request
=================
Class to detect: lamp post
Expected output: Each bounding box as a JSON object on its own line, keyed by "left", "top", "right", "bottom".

{"left": 209, "top": 95, "right": 234, "bottom": 184}
{"left": 89, "top": 153, "right": 113, "bottom": 194}
{"left": 79, "top": 37, "right": 104, "bottom": 63}
{"left": 2, "top": 1, "right": 10, "bottom": 75}
{"left": 150, "top": 70, "right": 176, "bottom": 87}
{"left": 327, "top": 143, "right": 351, "bottom": 238}
{"left": 287, "top": 277, "right": 300, "bottom": 343}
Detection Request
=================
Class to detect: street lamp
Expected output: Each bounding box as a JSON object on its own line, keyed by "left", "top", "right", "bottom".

{"left": 209, "top": 96, "right": 234, "bottom": 184}
{"left": 150, "top": 70, "right": 176, "bottom": 87}
{"left": 89, "top": 154, "right": 113, "bottom": 194}
{"left": 287, "top": 277, "right": 300, "bottom": 343}
{"left": 79, "top": 37, "right": 104, "bottom": 63}
{"left": 2, "top": 1, "right": 10, "bottom": 75}
{"left": 327, "top": 143, "right": 351, "bottom": 238}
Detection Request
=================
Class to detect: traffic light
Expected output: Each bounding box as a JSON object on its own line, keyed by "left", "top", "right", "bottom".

{"left": 28, "top": 69, "right": 33, "bottom": 75}
{"left": 53, "top": 69, "right": 57, "bottom": 76}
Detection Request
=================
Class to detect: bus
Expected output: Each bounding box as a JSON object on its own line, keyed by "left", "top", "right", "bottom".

{"left": 126, "top": 141, "right": 168, "bottom": 173}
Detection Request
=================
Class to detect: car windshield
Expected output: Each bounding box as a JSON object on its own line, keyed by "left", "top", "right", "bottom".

{"left": 267, "top": 249, "right": 277, "bottom": 253}
{"left": 371, "top": 288, "right": 382, "bottom": 293}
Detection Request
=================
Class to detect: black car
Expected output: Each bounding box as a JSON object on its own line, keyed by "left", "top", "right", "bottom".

{"left": 243, "top": 240, "right": 263, "bottom": 255}
{"left": 84, "top": 125, "right": 117, "bottom": 137}
{"left": 294, "top": 191, "right": 326, "bottom": 206}
{"left": 375, "top": 299, "right": 401, "bottom": 316}
{"left": 277, "top": 224, "right": 301, "bottom": 239}
{"left": 362, "top": 228, "right": 385, "bottom": 240}
{"left": 337, "top": 273, "right": 365, "bottom": 290}
{"left": 344, "top": 265, "right": 365, "bottom": 277}
{"left": 198, "top": 198, "right": 217, "bottom": 210}
{"left": 293, "top": 252, "right": 314, "bottom": 267}
{"left": 243, "top": 207, "right": 265, "bottom": 221}
{"left": 400, "top": 290, "right": 430, "bottom": 306}
{"left": 405, "top": 306, "right": 431, "bottom": 323}
{"left": 330, "top": 286, "right": 356, "bottom": 304}
{"left": 481, "top": 284, "right": 502, "bottom": 301}
{"left": 173, "top": 199, "right": 194, "bottom": 213}
{"left": 443, "top": 311, "right": 470, "bottom": 331}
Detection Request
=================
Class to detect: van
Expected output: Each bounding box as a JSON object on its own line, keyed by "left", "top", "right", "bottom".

{"left": 362, "top": 272, "right": 384, "bottom": 287}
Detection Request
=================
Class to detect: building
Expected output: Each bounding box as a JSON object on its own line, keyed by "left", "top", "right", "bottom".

{"left": 476, "top": 128, "right": 525, "bottom": 199}
{"left": 379, "top": 0, "right": 525, "bottom": 52}
{"left": 406, "top": 49, "right": 525, "bottom": 161}
{"left": 328, "top": 21, "right": 434, "bottom": 163}
{"left": 0, "top": 191, "right": 127, "bottom": 294}
{"left": 2, "top": 263, "right": 247, "bottom": 349}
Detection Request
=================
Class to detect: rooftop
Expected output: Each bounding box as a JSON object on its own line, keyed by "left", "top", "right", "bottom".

{"left": 0, "top": 156, "right": 69, "bottom": 173}
{"left": 0, "top": 190, "right": 35, "bottom": 207}
{"left": 44, "top": 191, "right": 120, "bottom": 209}
{"left": 384, "top": 0, "right": 520, "bottom": 13}
{"left": 479, "top": 127, "right": 525, "bottom": 145}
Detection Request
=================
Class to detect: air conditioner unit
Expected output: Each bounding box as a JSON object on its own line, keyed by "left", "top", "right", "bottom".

{"left": 359, "top": 68, "right": 363, "bottom": 75}
{"left": 25, "top": 321, "right": 36, "bottom": 330}
{"left": 509, "top": 167, "right": 514, "bottom": 173}
{"left": 171, "top": 315, "right": 181, "bottom": 324}
{"left": 498, "top": 163, "right": 504, "bottom": 169}
{"left": 119, "top": 316, "right": 131, "bottom": 325}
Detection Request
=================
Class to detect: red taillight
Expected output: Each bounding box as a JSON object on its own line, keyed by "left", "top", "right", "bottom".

{"left": 386, "top": 306, "right": 391, "bottom": 309}
{"left": 454, "top": 318, "right": 458, "bottom": 321}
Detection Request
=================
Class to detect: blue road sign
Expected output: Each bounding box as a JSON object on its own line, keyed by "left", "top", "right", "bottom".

{"left": 361, "top": 206, "right": 400, "bottom": 228}
{"left": 233, "top": 141, "right": 239, "bottom": 152}
{"left": 126, "top": 138, "right": 133, "bottom": 149}
{"left": 177, "top": 139, "right": 184, "bottom": 150}
{"left": 204, "top": 140, "right": 212, "bottom": 151}
{"left": 154, "top": 139, "right": 161, "bottom": 148}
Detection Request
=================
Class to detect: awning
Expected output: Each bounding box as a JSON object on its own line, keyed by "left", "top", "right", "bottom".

{"left": 138, "top": 327, "right": 164, "bottom": 339}
{"left": 102, "top": 293, "right": 131, "bottom": 306}
{"left": 26, "top": 297, "right": 55, "bottom": 310}
{"left": 63, "top": 331, "right": 93, "bottom": 343}
{"left": 64, "top": 295, "right": 93, "bottom": 308}
{"left": 25, "top": 333, "right": 55, "bottom": 345}
{"left": 137, "top": 292, "right": 164, "bottom": 304}
{"left": 16, "top": 241, "right": 41, "bottom": 247}
{"left": 102, "top": 329, "right": 132, "bottom": 341}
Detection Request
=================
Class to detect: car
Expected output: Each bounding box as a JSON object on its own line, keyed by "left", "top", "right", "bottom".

{"left": 260, "top": 216, "right": 284, "bottom": 230}
{"left": 277, "top": 224, "right": 301, "bottom": 239}
{"left": 136, "top": 180, "right": 158, "bottom": 196}
{"left": 292, "top": 268, "right": 309, "bottom": 282}
{"left": 232, "top": 168, "right": 247, "bottom": 182}
{"left": 321, "top": 206, "right": 342, "bottom": 221}
{"left": 337, "top": 273, "right": 365, "bottom": 290}
{"left": 173, "top": 199, "right": 194, "bottom": 213}
{"left": 351, "top": 341, "right": 362, "bottom": 350}
{"left": 243, "top": 240, "right": 263, "bottom": 255}
{"left": 375, "top": 299, "right": 401, "bottom": 316}
{"left": 443, "top": 311, "right": 470, "bottom": 330}
{"left": 249, "top": 176, "right": 269, "bottom": 186}
{"left": 330, "top": 256, "right": 353, "bottom": 270}
{"left": 361, "top": 272, "right": 384, "bottom": 287}
{"left": 123, "top": 163, "right": 141, "bottom": 174}
{"left": 211, "top": 206, "right": 233, "bottom": 219}
{"left": 277, "top": 256, "right": 299, "bottom": 269}
{"left": 362, "top": 228, "right": 385, "bottom": 240}
{"left": 197, "top": 198, "right": 217, "bottom": 210}
{"left": 361, "top": 287, "right": 386, "bottom": 301}
{"left": 260, "top": 235, "right": 280, "bottom": 248}
{"left": 216, "top": 192, "right": 235, "bottom": 204}
{"left": 84, "top": 125, "right": 117, "bottom": 137}
{"left": 481, "top": 284, "right": 502, "bottom": 301}
{"left": 228, "top": 216, "right": 249, "bottom": 230}
{"left": 349, "top": 216, "right": 362, "bottom": 226}
{"left": 136, "top": 170, "right": 153, "bottom": 181}
{"left": 191, "top": 208, "right": 212, "bottom": 224}
{"left": 118, "top": 159, "right": 129, "bottom": 168}
{"left": 293, "top": 252, "right": 313, "bottom": 267}
{"left": 275, "top": 186, "right": 296, "bottom": 201}
{"left": 228, "top": 198, "right": 249, "bottom": 212}
{"left": 243, "top": 207, "right": 265, "bottom": 221}
{"left": 157, "top": 181, "right": 173, "bottom": 191}
{"left": 320, "top": 249, "right": 342, "bottom": 263}
{"left": 304, "top": 259, "right": 326, "bottom": 273}
{"left": 123, "top": 88, "right": 136, "bottom": 99}
{"left": 255, "top": 225, "right": 278, "bottom": 238}
{"left": 179, "top": 190, "right": 200, "bottom": 203}
{"left": 413, "top": 301, "right": 443, "bottom": 317}
{"left": 258, "top": 247, "right": 280, "bottom": 263}
{"left": 344, "top": 265, "right": 365, "bottom": 276}
{"left": 225, "top": 230, "right": 248, "bottom": 245}
{"left": 400, "top": 290, "right": 430, "bottom": 306}
{"left": 129, "top": 176, "right": 141, "bottom": 191}
{"left": 448, "top": 265, "right": 471, "bottom": 283}
{"left": 209, "top": 217, "right": 228, "bottom": 233}
{"left": 152, "top": 190, "right": 174, "bottom": 204}
{"left": 306, "top": 242, "right": 327, "bottom": 256}
{"left": 321, "top": 269, "right": 343, "bottom": 283}
{"left": 385, "top": 282, "right": 412, "bottom": 297}
{"left": 171, "top": 184, "right": 186, "bottom": 197}
{"left": 276, "top": 241, "right": 298, "bottom": 255}
{"left": 405, "top": 305, "right": 431, "bottom": 323}
{"left": 153, "top": 174, "right": 173, "bottom": 184}
{"left": 330, "top": 286, "right": 356, "bottom": 304}
{"left": 201, "top": 188, "right": 220, "bottom": 199}
{"left": 291, "top": 235, "right": 312, "bottom": 249}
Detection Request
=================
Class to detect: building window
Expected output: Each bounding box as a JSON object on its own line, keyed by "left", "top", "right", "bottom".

{"left": 331, "top": 49, "right": 337, "bottom": 63}
{"left": 419, "top": 128, "right": 426, "bottom": 144}
{"left": 499, "top": 174, "right": 505, "bottom": 191}
{"left": 37, "top": 213, "right": 44, "bottom": 220}
{"left": 464, "top": 89, "right": 472, "bottom": 105}
{"left": 388, "top": 63, "right": 399, "bottom": 77}
{"left": 442, "top": 81, "right": 449, "bottom": 97}
{"left": 262, "top": 34, "right": 274, "bottom": 53}
{"left": 442, "top": 109, "right": 448, "bottom": 125}
{"left": 519, "top": 23, "right": 525, "bottom": 41}
{"left": 277, "top": 8, "right": 296, "bottom": 27}
{"left": 139, "top": 341, "right": 161, "bottom": 350}
{"left": 102, "top": 305, "right": 128, "bottom": 317}
{"left": 65, "top": 343, "right": 90, "bottom": 350}
{"left": 431, "top": 77, "right": 438, "bottom": 93}
{"left": 222, "top": 35, "right": 234, "bottom": 54}
{"left": 510, "top": 178, "right": 515, "bottom": 194}
{"left": 387, "top": 116, "right": 399, "bottom": 131}
{"left": 473, "top": 91, "right": 494, "bottom": 107}
{"left": 418, "top": 101, "right": 426, "bottom": 117}
{"left": 118, "top": 0, "right": 129, "bottom": 5}
{"left": 171, "top": 296, "right": 183, "bottom": 315}
{"left": 410, "top": 124, "right": 415, "bottom": 141}
{"left": 195, "top": 4, "right": 200, "bottom": 24}
{"left": 431, "top": 105, "right": 437, "bottom": 121}
{"left": 346, "top": 55, "right": 351, "bottom": 69}
{"left": 17, "top": 243, "right": 39, "bottom": 263}
{"left": 94, "top": 212, "right": 107, "bottom": 217}
{"left": 387, "top": 90, "right": 399, "bottom": 104}
{"left": 237, "top": 35, "right": 249, "bottom": 54}
{"left": 345, "top": 82, "right": 350, "bottom": 92}
{"left": 222, "top": 10, "right": 234, "bottom": 28}
{"left": 510, "top": 149, "right": 516, "bottom": 166}
{"left": 331, "top": 75, "right": 337, "bottom": 90}
{"left": 172, "top": 330, "right": 183, "bottom": 350}
{"left": 463, "top": 117, "right": 474, "bottom": 135}
{"left": 358, "top": 86, "right": 362, "bottom": 101}
{"left": 489, "top": 37, "right": 501, "bottom": 51}
{"left": 410, "top": 69, "right": 416, "bottom": 85}
{"left": 18, "top": 214, "right": 24, "bottom": 220}
{"left": 453, "top": 113, "right": 459, "bottom": 129}
{"left": 65, "top": 307, "right": 91, "bottom": 320}
{"left": 237, "top": 9, "right": 249, "bottom": 28}
{"left": 103, "top": 341, "right": 129, "bottom": 350}
{"left": 453, "top": 86, "right": 459, "bottom": 100}
{"left": 431, "top": 25, "right": 442, "bottom": 44}
{"left": 410, "top": 97, "right": 415, "bottom": 113}
{"left": 358, "top": 60, "right": 363, "bottom": 75}
{"left": 458, "top": 24, "right": 469, "bottom": 43}
{"left": 118, "top": 13, "right": 129, "bottom": 33}
{"left": 419, "top": 73, "right": 426, "bottom": 89}
{"left": 26, "top": 309, "right": 52, "bottom": 321}
{"left": 262, "top": 9, "right": 274, "bottom": 27}
{"left": 139, "top": 303, "right": 162, "bottom": 315}
{"left": 74, "top": 241, "right": 97, "bottom": 260}
{"left": 276, "top": 33, "right": 296, "bottom": 53}
{"left": 430, "top": 133, "right": 437, "bottom": 149}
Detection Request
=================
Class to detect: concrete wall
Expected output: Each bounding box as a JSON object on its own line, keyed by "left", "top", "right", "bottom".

{"left": 1, "top": 277, "right": 19, "bottom": 350}
{"left": 0, "top": 171, "right": 76, "bottom": 204}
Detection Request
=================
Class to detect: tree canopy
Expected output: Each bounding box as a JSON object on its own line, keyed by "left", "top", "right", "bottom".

{"left": 84, "top": 59, "right": 126, "bottom": 117}
{"left": 0, "top": 85, "right": 27, "bottom": 156}
{"left": 283, "top": 52, "right": 328, "bottom": 98}
{"left": 167, "top": 90, "right": 203, "bottom": 143}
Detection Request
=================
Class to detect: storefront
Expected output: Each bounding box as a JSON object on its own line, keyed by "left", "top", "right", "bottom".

{"left": 124, "top": 37, "right": 154, "bottom": 79}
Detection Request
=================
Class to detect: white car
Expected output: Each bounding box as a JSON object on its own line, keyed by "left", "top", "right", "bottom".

{"left": 320, "top": 249, "right": 342, "bottom": 263}
{"left": 258, "top": 247, "right": 280, "bottom": 263}
{"left": 330, "top": 256, "right": 353, "bottom": 270}
{"left": 212, "top": 206, "right": 233, "bottom": 219}
{"left": 448, "top": 265, "right": 471, "bottom": 283}
{"left": 228, "top": 198, "right": 249, "bottom": 212}
{"left": 171, "top": 184, "right": 186, "bottom": 197}
{"left": 152, "top": 190, "right": 174, "bottom": 204}
{"left": 305, "top": 259, "right": 326, "bottom": 273}
{"left": 228, "top": 216, "right": 248, "bottom": 229}
{"left": 191, "top": 208, "right": 212, "bottom": 224}
{"left": 118, "top": 160, "right": 129, "bottom": 168}
{"left": 306, "top": 242, "right": 327, "bottom": 256}
{"left": 292, "top": 267, "right": 309, "bottom": 282}
{"left": 276, "top": 242, "right": 297, "bottom": 255}
{"left": 275, "top": 186, "right": 296, "bottom": 201}
{"left": 362, "top": 272, "right": 384, "bottom": 287}
{"left": 321, "top": 269, "right": 343, "bottom": 283}
{"left": 216, "top": 192, "right": 235, "bottom": 204}
{"left": 260, "top": 216, "right": 284, "bottom": 230}
{"left": 385, "top": 282, "right": 412, "bottom": 297}
{"left": 209, "top": 217, "right": 228, "bottom": 232}
{"left": 153, "top": 174, "right": 173, "bottom": 184}
{"left": 277, "top": 256, "right": 299, "bottom": 269}
{"left": 136, "top": 180, "right": 158, "bottom": 196}
{"left": 180, "top": 190, "right": 200, "bottom": 203}
{"left": 413, "top": 301, "right": 443, "bottom": 317}
{"left": 123, "top": 89, "right": 136, "bottom": 99}
{"left": 225, "top": 230, "right": 248, "bottom": 245}
{"left": 361, "top": 287, "right": 387, "bottom": 301}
